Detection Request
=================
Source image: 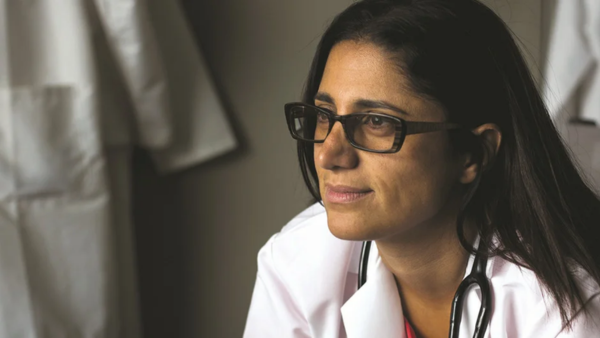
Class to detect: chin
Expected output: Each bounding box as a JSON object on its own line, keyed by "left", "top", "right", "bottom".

{"left": 325, "top": 209, "right": 380, "bottom": 241}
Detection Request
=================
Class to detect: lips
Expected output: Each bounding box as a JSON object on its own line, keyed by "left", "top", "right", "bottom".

{"left": 325, "top": 184, "right": 373, "bottom": 204}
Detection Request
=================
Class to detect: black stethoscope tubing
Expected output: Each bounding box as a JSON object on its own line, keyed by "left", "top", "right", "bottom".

{"left": 357, "top": 240, "right": 492, "bottom": 338}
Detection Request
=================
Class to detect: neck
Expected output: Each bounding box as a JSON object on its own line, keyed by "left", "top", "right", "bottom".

{"left": 375, "top": 205, "right": 475, "bottom": 337}
{"left": 376, "top": 222, "right": 470, "bottom": 307}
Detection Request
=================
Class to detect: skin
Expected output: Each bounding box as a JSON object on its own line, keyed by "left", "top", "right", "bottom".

{"left": 314, "top": 40, "right": 501, "bottom": 338}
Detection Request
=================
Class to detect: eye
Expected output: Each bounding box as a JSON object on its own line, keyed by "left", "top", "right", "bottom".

{"left": 363, "top": 115, "right": 391, "bottom": 128}
{"left": 316, "top": 111, "right": 329, "bottom": 123}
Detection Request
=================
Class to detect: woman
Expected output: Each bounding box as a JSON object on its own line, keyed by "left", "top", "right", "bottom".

{"left": 244, "top": 0, "right": 600, "bottom": 337}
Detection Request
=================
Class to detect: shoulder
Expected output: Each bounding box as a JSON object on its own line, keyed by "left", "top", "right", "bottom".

{"left": 256, "top": 202, "right": 359, "bottom": 291}
{"left": 244, "top": 203, "right": 335, "bottom": 337}
{"left": 258, "top": 202, "right": 331, "bottom": 268}
{"left": 257, "top": 202, "right": 357, "bottom": 280}
{"left": 487, "top": 256, "right": 600, "bottom": 337}
{"left": 246, "top": 203, "right": 359, "bottom": 336}
{"left": 555, "top": 268, "right": 600, "bottom": 337}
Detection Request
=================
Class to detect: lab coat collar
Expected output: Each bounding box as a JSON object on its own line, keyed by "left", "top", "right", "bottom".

{"left": 340, "top": 241, "right": 495, "bottom": 338}
{"left": 340, "top": 243, "right": 407, "bottom": 338}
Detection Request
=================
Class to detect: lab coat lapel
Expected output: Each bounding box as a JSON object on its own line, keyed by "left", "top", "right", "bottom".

{"left": 341, "top": 243, "right": 406, "bottom": 338}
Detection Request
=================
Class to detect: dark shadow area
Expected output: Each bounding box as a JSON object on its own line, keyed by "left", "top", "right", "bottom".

{"left": 133, "top": 2, "right": 249, "bottom": 336}
{"left": 132, "top": 148, "right": 191, "bottom": 338}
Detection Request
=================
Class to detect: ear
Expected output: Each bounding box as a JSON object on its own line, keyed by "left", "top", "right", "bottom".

{"left": 459, "top": 123, "right": 502, "bottom": 184}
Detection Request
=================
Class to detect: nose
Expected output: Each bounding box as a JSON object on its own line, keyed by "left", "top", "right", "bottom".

{"left": 315, "top": 121, "right": 359, "bottom": 170}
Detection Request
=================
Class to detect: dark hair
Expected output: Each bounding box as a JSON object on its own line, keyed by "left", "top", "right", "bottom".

{"left": 296, "top": 0, "right": 600, "bottom": 327}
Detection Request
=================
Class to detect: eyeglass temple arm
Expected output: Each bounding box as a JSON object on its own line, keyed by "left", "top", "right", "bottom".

{"left": 405, "top": 121, "right": 462, "bottom": 135}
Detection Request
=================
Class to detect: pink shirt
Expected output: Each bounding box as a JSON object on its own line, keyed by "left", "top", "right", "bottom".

{"left": 405, "top": 319, "right": 417, "bottom": 338}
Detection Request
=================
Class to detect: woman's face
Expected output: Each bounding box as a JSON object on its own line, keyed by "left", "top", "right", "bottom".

{"left": 314, "top": 40, "right": 468, "bottom": 241}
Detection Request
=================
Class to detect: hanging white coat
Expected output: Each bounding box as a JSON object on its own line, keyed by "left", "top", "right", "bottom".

{"left": 244, "top": 204, "right": 600, "bottom": 338}
{"left": 544, "top": 0, "right": 600, "bottom": 125}
{"left": 0, "top": 0, "right": 236, "bottom": 337}
{"left": 543, "top": 0, "right": 600, "bottom": 192}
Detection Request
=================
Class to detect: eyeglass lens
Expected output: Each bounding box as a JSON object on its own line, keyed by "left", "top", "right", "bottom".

{"left": 289, "top": 105, "right": 400, "bottom": 151}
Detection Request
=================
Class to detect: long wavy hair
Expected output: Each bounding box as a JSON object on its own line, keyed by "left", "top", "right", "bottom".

{"left": 295, "top": 0, "right": 600, "bottom": 327}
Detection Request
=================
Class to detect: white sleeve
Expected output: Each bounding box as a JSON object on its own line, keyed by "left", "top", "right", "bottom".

{"left": 143, "top": 0, "right": 237, "bottom": 173}
{"left": 95, "top": 0, "right": 236, "bottom": 171}
{"left": 555, "top": 293, "right": 600, "bottom": 337}
{"left": 93, "top": 0, "right": 172, "bottom": 149}
{"left": 243, "top": 235, "right": 311, "bottom": 338}
{"left": 543, "top": 0, "right": 594, "bottom": 119}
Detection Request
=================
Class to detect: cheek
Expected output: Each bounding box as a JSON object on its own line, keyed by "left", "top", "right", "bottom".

{"left": 314, "top": 145, "right": 325, "bottom": 185}
{"left": 316, "top": 134, "right": 461, "bottom": 241}
{"left": 373, "top": 136, "right": 459, "bottom": 224}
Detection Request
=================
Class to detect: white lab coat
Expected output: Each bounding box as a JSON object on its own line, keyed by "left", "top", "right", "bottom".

{"left": 0, "top": 0, "right": 236, "bottom": 337}
{"left": 244, "top": 204, "right": 600, "bottom": 338}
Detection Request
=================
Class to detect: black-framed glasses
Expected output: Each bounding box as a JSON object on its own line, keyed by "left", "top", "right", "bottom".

{"left": 285, "top": 102, "right": 462, "bottom": 153}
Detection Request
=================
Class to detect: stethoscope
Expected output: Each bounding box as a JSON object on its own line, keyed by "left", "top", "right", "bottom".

{"left": 357, "top": 241, "right": 492, "bottom": 338}
{"left": 357, "top": 149, "right": 492, "bottom": 338}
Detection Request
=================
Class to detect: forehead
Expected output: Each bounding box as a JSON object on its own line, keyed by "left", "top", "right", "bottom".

{"left": 317, "top": 41, "right": 444, "bottom": 119}
{"left": 319, "top": 41, "right": 412, "bottom": 100}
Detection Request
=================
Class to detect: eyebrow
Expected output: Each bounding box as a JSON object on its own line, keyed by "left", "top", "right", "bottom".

{"left": 354, "top": 99, "right": 409, "bottom": 116}
{"left": 314, "top": 92, "right": 335, "bottom": 104}
{"left": 314, "top": 91, "right": 409, "bottom": 116}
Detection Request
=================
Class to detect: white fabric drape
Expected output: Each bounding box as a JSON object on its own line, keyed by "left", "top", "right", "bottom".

{"left": 0, "top": 0, "right": 236, "bottom": 337}
{"left": 544, "top": 0, "right": 600, "bottom": 125}
{"left": 543, "top": 0, "right": 600, "bottom": 190}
